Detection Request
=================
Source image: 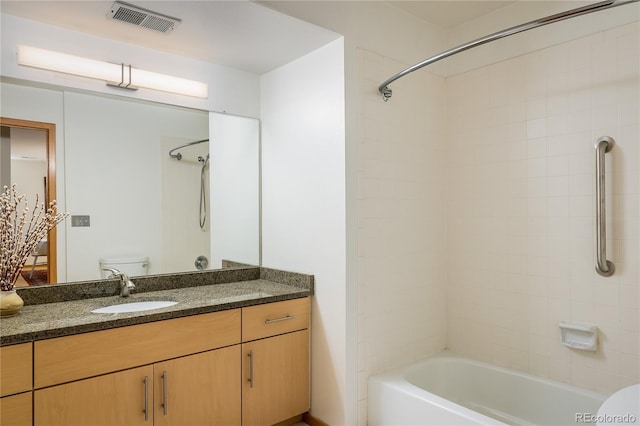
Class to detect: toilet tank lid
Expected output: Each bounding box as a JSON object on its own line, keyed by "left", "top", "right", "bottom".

{"left": 100, "top": 256, "right": 149, "bottom": 264}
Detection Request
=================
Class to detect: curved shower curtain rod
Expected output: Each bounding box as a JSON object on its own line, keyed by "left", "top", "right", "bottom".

{"left": 169, "top": 138, "right": 209, "bottom": 160}
{"left": 378, "top": 0, "right": 639, "bottom": 101}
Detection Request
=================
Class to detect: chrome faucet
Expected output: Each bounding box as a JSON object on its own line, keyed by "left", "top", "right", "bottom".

{"left": 102, "top": 267, "right": 136, "bottom": 297}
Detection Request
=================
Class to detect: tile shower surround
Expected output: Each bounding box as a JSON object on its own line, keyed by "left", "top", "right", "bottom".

{"left": 357, "top": 21, "right": 639, "bottom": 425}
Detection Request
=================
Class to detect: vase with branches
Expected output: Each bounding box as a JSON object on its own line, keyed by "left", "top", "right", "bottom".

{"left": 0, "top": 185, "right": 68, "bottom": 315}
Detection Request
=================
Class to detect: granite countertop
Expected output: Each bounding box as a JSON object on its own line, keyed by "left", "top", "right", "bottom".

{"left": 1, "top": 265, "right": 314, "bottom": 346}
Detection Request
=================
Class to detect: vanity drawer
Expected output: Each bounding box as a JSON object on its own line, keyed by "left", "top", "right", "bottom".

{"left": 0, "top": 343, "right": 33, "bottom": 397}
{"left": 35, "top": 309, "right": 241, "bottom": 388}
{"left": 242, "top": 297, "right": 310, "bottom": 342}
{"left": 1, "top": 392, "right": 32, "bottom": 425}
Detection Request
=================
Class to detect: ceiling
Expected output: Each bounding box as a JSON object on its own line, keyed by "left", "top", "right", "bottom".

{"left": 0, "top": 1, "right": 517, "bottom": 74}
{"left": 0, "top": 1, "right": 341, "bottom": 74}
{"left": 388, "top": 1, "right": 516, "bottom": 28}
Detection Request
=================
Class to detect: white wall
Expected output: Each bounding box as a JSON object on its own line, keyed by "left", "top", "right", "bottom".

{"left": 9, "top": 130, "right": 48, "bottom": 266}
{"left": 356, "top": 48, "right": 448, "bottom": 424}
{"left": 0, "top": 128, "right": 10, "bottom": 188}
{"left": 210, "top": 112, "right": 260, "bottom": 268}
{"left": 259, "top": 4, "right": 448, "bottom": 424}
{"left": 1, "top": 13, "right": 260, "bottom": 117}
{"left": 10, "top": 155, "right": 48, "bottom": 267}
{"left": 9, "top": 127, "right": 48, "bottom": 207}
{"left": 10, "top": 159, "right": 47, "bottom": 209}
{"left": 260, "top": 38, "right": 346, "bottom": 425}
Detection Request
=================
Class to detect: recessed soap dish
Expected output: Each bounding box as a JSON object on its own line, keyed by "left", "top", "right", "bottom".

{"left": 559, "top": 321, "right": 598, "bottom": 351}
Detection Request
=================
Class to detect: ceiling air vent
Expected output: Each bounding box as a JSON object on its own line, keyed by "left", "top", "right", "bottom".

{"left": 108, "top": 1, "right": 181, "bottom": 33}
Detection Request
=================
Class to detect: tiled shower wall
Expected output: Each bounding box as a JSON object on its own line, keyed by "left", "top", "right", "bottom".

{"left": 357, "top": 49, "right": 447, "bottom": 424}
{"left": 357, "top": 20, "right": 638, "bottom": 424}
{"left": 446, "top": 22, "right": 639, "bottom": 394}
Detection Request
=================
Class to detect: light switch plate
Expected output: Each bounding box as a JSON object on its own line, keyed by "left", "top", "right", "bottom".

{"left": 71, "top": 215, "right": 90, "bottom": 227}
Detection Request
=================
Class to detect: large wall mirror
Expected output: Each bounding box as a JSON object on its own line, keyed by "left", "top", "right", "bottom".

{"left": 1, "top": 82, "right": 260, "bottom": 286}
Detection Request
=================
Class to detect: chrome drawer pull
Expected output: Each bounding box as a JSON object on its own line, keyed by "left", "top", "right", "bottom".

{"left": 162, "top": 371, "right": 168, "bottom": 415}
{"left": 264, "top": 314, "right": 296, "bottom": 324}
{"left": 248, "top": 350, "right": 254, "bottom": 388}
{"left": 143, "top": 376, "right": 149, "bottom": 421}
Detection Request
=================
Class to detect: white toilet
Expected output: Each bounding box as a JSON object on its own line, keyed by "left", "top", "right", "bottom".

{"left": 597, "top": 384, "right": 639, "bottom": 425}
{"left": 100, "top": 256, "right": 149, "bottom": 278}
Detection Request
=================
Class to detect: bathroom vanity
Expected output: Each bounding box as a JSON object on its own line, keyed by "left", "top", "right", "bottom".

{"left": 0, "top": 266, "right": 313, "bottom": 426}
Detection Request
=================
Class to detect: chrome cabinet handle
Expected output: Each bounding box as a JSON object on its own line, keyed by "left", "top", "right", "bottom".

{"left": 162, "top": 371, "right": 168, "bottom": 415}
{"left": 265, "top": 314, "right": 295, "bottom": 324}
{"left": 595, "top": 136, "right": 615, "bottom": 277}
{"left": 247, "top": 350, "right": 254, "bottom": 388}
{"left": 143, "top": 376, "right": 149, "bottom": 421}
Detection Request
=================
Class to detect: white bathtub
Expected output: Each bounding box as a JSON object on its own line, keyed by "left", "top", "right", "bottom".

{"left": 368, "top": 353, "right": 607, "bottom": 425}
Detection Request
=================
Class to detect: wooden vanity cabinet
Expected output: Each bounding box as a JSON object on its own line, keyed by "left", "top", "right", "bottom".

{"left": 0, "top": 343, "right": 33, "bottom": 426}
{"left": 34, "top": 347, "right": 242, "bottom": 426}
{"left": 33, "top": 310, "right": 241, "bottom": 426}
{"left": 22, "top": 296, "right": 310, "bottom": 426}
{"left": 241, "top": 297, "right": 310, "bottom": 426}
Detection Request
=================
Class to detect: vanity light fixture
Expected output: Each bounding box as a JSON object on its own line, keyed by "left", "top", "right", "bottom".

{"left": 17, "top": 45, "right": 208, "bottom": 99}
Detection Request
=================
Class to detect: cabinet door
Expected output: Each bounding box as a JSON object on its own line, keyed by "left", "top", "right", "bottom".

{"left": 154, "top": 345, "right": 241, "bottom": 426}
{"left": 242, "top": 330, "right": 309, "bottom": 426}
{"left": 0, "top": 343, "right": 32, "bottom": 397}
{"left": 0, "top": 392, "right": 32, "bottom": 426}
{"left": 34, "top": 365, "right": 153, "bottom": 426}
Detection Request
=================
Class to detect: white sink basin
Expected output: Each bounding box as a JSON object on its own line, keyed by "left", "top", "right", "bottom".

{"left": 91, "top": 301, "right": 178, "bottom": 314}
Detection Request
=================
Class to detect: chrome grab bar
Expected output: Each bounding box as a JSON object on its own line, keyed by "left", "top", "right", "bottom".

{"left": 595, "top": 136, "right": 615, "bottom": 277}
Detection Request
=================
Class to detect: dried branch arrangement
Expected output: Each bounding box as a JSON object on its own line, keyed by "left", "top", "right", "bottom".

{"left": 0, "top": 185, "right": 68, "bottom": 291}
